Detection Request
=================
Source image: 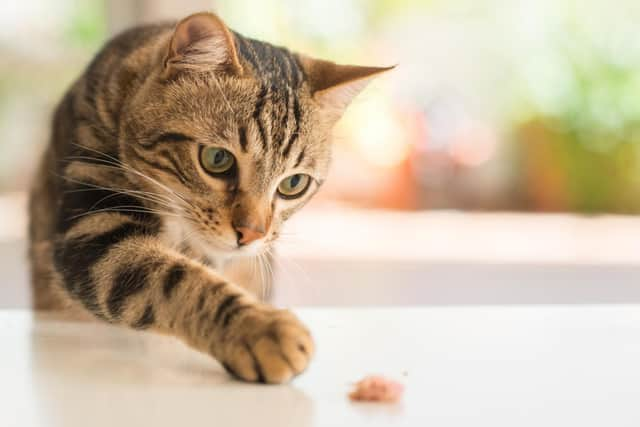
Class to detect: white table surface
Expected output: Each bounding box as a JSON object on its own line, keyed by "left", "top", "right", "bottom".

{"left": 2, "top": 306, "right": 640, "bottom": 427}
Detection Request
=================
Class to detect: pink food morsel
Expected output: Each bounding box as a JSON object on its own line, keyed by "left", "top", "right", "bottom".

{"left": 349, "top": 375, "right": 405, "bottom": 402}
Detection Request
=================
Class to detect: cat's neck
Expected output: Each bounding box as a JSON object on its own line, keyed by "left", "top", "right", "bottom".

{"left": 160, "top": 216, "right": 231, "bottom": 270}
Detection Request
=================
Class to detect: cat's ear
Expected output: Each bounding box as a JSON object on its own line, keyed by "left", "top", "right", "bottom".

{"left": 300, "top": 56, "right": 394, "bottom": 113}
{"left": 163, "top": 12, "right": 242, "bottom": 77}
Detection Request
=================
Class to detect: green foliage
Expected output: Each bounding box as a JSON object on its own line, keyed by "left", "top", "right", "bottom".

{"left": 63, "top": 0, "right": 106, "bottom": 49}
{"left": 363, "top": 0, "right": 434, "bottom": 27}
{"left": 510, "top": 4, "right": 640, "bottom": 213}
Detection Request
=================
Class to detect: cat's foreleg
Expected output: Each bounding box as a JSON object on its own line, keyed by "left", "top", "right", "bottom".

{"left": 53, "top": 213, "right": 313, "bottom": 383}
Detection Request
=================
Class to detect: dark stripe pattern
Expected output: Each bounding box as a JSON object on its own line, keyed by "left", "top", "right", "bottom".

{"left": 213, "top": 294, "right": 240, "bottom": 324}
{"left": 107, "top": 260, "right": 161, "bottom": 319}
{"left": 155, "top": 132, "right": 194, "bottom": 143}
{"left": 253, "top": 85, "right": 270, "bottom": 151}
{"left": 57, "top": 182, "right": 153, "bottom": 234}
{"left": 294, "top": 147, "right": 306, "bottom": 168}
{"left": 245, "top": 341, "right": 266, "bottom": 383}
{"left": 133, "top": 304, "right": 155, "bottom": 329}
{"left": 141, "top": 132, "right": 194, "bottom": 149}
{"left": 130, "top": 146, "right": 191, "bottom": 186}
{"left": 163, "top": 264, "right": 185, "bottom": 299}
{"left": 197, "top": 292, "right": 206, "bottom": 311}
{"left": 53, "top": 221, "right": 155, "bottom": 316}
{"left": 238, "top": 126, "right": 248, "bottom": 152}
{"left": 234, "top": 32, "right": 305, "bottom": 154}
{"left": 282, "top": 96, "right": 301, "bottom": 157}
{"left": 221, "top": 304, "right": 250, "bottom": 328}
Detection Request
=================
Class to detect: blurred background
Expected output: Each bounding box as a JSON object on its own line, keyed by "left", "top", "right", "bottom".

{"left": 1, "top": 0, "right": 640, "bottom": 307}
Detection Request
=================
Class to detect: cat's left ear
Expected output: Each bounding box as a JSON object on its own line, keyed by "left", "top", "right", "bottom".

{"left": 300, "top": 56, "right": 395, "bottom": 114}
{"left": 163, "top": 12, "right": 243, "bottom": 77}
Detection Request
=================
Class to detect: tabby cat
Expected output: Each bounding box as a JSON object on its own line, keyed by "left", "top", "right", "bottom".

{"left": 29, "top": 12, "right": 390, "bottom": 383}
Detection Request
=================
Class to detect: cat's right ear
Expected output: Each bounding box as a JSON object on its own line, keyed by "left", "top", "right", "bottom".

{"left": 163, "top": 12, "right": 243, "bottom": 78}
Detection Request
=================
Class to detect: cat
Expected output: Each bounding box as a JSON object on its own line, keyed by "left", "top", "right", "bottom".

{"left": 28, "top": 11, "right": 391, "bottom": 383}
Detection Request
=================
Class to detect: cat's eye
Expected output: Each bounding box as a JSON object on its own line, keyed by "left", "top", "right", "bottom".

{"left": 200, "top": 146, "right": 235, "bottom": 175}
{"left": 277, "top": 174, "right": 311, "bottom": 199}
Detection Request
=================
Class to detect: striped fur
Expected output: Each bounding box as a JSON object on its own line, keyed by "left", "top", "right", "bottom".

{"left": 28, "top": 12, "right": 388, "bottom": 383}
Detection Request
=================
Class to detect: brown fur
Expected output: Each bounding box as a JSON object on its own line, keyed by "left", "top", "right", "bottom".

{"left": 28, "top": 12, "right": 389, "bottom": 383}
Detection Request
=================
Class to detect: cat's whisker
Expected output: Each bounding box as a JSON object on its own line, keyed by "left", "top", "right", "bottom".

{"left": 128, "top": 165, "right": 196, "bottom": 209}
{"left": 256, "top": 253, "right": 264, "bottom": 300}
{"left": 70, "top": 143, "right": 197, "bottom": 210}
{"left": 69, "top": 143, "right": 124, "bottom": 166}
{"left": 264, "top": 248, "right": 292, "bottom": 301}
{"left": 65, "top": 186, "right": 176, "bottom": 206}
{"left": 68, "top": 206, "right": 186, "bottom": 221}
{"left": 268, "top": 248, "right": 314, "bottom": 301}
{"left": 69, "top": 202, "right": 183, "bottom": 217}
{"left": 86, "top": 187, "right": 180, "bottom": 212}
{"left": 257, "top": 252, "right": 269, "bottom": 301}
{"left": 263, "top": 252, "right": 275, "bottom": 301}
{"left": 258, "top": 252, "right": 268, "bottom": 301}
{"left": 172, "top": 227, "right": 200, "bottom": 252}
{"left": 255, "top": 248, "right": 275, "bottom": 301}
{"left": 250, "top": 255, "right": 257, "bottom": 292}
{"left": 62, "top": 155, "right": 125, "bottom": 169}
{"left": 59, "top": 174, "right": 183, "bottom": 214}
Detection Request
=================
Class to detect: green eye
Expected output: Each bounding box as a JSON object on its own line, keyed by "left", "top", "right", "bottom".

{"left": 200, "top": 146, "right": 235, "bottom": 174}
{"left": 278, "top": 174, "right": 311, "bottom": 199}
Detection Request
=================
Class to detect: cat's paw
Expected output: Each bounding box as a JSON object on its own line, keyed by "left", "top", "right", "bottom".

{"left": 220, "top": 308, "right": 314, "bottom": 384}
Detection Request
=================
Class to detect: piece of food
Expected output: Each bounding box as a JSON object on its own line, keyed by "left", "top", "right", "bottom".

{"left": 349, "top": 375, "right": 404, "bottom": 402}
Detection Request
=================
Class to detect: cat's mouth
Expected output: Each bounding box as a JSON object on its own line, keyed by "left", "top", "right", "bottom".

{"left": 196, "top": 235, "right": 267, "bottom": 262}
{"left": 163, "top": 215, "right": 270, "bottom": 263}
{"left": 191, "top": 230, "right": 247, "bottom": 255}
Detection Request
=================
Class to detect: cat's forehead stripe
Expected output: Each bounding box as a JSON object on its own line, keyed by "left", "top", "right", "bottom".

{"left": 252, "top": 85, "right": 270, "bottom": 153}
{"left": 282, "top": 95, "right": 301, "bottom": 158}
{"left": 235, "top": 33, "right": 303, "bottom": 91}
{"left": 238, "top": 126, "right": 248, "bottom": 153}
{"left": 294, "top": 147, "right": 306, "bottom": 168}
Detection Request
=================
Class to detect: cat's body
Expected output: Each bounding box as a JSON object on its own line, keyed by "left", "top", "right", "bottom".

{"left": 29, "top": 12, "right": 389, "bottom": 383}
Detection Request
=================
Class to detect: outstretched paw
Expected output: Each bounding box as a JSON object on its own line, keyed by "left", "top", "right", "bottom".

{"left": 220, "top": 308, "right": 314, "bottom": 384}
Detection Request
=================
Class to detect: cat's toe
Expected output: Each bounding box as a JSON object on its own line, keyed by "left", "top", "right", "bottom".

{"left": 222, "top": 309, "right": 314, "bottom": 384}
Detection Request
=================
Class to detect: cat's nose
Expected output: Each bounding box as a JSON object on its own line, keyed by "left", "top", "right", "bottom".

{"left": 234, "top": 224, "right": 266, "bottom": 246}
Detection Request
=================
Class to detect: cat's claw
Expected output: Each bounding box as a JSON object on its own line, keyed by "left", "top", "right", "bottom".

{"left": 220, "top": 308, "right": 314, "bottom": 384}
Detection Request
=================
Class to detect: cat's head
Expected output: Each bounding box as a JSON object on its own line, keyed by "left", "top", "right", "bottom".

{"left": 122, "top": 12, "right": 391, "bottom": 258}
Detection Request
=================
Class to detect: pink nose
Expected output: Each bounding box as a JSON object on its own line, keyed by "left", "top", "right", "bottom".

{"left": 234, "top": 225, "right": 265, "bottom": 245}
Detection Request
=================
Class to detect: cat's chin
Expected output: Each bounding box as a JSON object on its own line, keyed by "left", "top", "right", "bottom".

{"left": 205, "top": 240, "right": 265, "bottom": 259}
{"left": 233, "top": 241, "right": 266, "bottom": 257}
{"left": 196, "top": 241, "right": 267, "bottom": 272}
